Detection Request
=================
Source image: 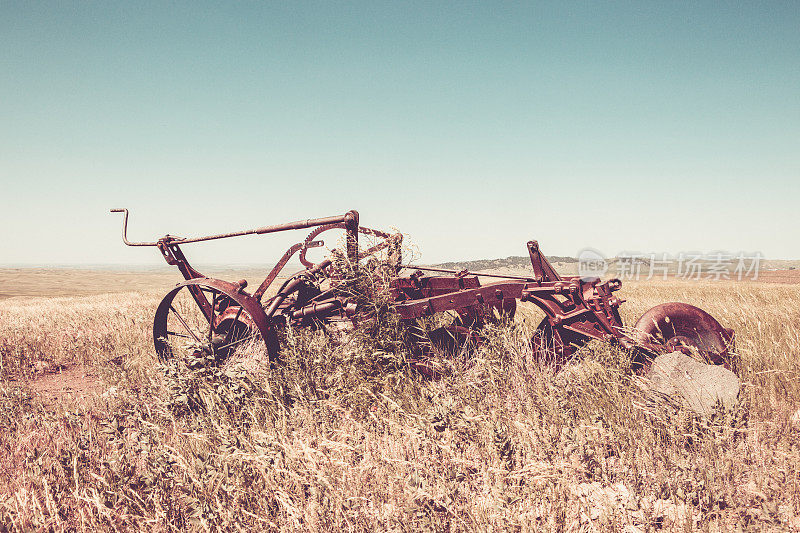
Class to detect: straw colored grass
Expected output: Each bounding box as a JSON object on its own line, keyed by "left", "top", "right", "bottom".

{"left": 0, "top": 279, "right": 798, "bottom": 531}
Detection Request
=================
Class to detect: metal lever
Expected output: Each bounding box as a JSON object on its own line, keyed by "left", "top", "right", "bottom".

{"left": 110, "top": 208, "right": 159, "bottom": 247}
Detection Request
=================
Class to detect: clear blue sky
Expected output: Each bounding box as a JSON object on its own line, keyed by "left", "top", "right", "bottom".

{"left": 2, "top": 1, "right": 798, "bottom": 265}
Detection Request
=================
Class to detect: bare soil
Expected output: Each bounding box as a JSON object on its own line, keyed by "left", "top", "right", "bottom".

{"left": 26, "top": 364, "right": 105, "bottom": 407}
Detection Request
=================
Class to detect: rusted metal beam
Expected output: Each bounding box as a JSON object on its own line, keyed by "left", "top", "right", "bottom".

{"left": 398, "top": 264, "right": 537, "bottom": 281}
{"left": 111, "top": 208, "right": 358, "bottom": 246}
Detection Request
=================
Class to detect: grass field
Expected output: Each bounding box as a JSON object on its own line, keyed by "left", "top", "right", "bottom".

{"left": 1, "top": 271, "right": 799, "bottom": 531}
{"left": 0, "top": 267, "right": 289, "bottom": 299}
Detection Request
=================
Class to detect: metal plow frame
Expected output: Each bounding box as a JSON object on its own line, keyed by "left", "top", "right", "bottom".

{"left": 111, "top": 208, "right": 735, "bottom": 372}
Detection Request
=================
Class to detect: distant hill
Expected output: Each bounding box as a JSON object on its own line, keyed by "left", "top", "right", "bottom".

{"left": 427, "top": 255, "right": 800, "bottom": 279}
{"left": 431, "top": 255, "right": 577, "bottom": 272}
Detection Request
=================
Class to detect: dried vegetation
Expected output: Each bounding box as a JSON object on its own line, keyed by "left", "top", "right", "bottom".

{"left": 0, "top": 279, "right": 799, "bottom": 531}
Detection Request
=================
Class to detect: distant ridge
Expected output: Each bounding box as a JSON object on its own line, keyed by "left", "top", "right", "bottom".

{"left": 430, "top": 255, "right": 577, "bottom": 272}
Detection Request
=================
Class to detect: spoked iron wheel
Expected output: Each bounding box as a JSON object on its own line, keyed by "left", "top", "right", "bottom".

{"left": 153, "top": 279, "right": 278, "bottom": 366}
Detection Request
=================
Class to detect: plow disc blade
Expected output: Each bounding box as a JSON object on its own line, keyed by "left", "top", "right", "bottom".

{"left": 633, "top": 302, "right": 735, "bottom": 369}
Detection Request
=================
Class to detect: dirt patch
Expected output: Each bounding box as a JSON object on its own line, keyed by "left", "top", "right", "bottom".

{"left": 27, "top": 365, "right": 106, "bottom": 407}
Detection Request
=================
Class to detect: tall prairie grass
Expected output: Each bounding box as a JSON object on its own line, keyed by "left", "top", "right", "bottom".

{"left": 0, "top": 279, "right": 798, "bottom": 531}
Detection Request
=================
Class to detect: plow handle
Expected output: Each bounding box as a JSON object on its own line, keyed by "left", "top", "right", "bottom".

{"left": 111, "top": 208, "right": 360, "bottom": 248}
{"left": 110, "top": 208, "right": 159, "bottom": 247}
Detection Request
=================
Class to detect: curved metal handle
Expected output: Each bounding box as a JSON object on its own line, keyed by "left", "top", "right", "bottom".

{"left": 110, "top": 208, "right": 158, "bottom": 246}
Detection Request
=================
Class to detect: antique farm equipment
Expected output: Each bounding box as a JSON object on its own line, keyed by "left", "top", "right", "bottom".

{"left": 110, "top": 208, "right": 401, "bottom": 365}
{"left": 110, "top": 209, "right": 735, "bottom": 371}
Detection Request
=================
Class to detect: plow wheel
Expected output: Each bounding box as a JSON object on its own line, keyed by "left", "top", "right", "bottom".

{"left": 402, "top": 316, "right": 480, "bottom": 378}
{"left": 455, "top": 299, "right": 517, "bottom": 330}
{"left": 153, "top": 279, "right": 279, "bottom": 366}
{"left": 530, "top": 318, "right": 589, "bottom": 370}
{"left": 403, "top": 315, "right": 474, "bottom": 359}
{"left": 408, "top": 300, "right": 516, "bottom": 356}
{"left": 632, "top": 302, "right": 735, "bottom": 371}
{"left": 403, "top": 301, "right": 517, "bottom": 376}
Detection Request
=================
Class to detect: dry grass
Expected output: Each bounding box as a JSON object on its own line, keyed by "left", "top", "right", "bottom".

{"left": 0, "top": 268, "right": 286, "bottom": 299}
{"left": 1, "top": 278, "right": 799, "bottom": 531}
